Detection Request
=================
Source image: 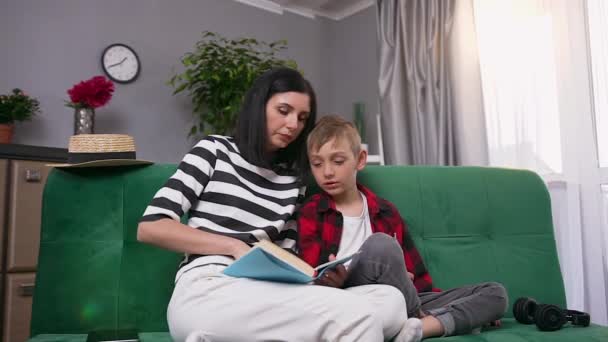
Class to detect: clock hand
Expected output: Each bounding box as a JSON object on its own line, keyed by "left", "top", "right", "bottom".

{"left": 107, "top": 57, "right": 127, "bottom": 68}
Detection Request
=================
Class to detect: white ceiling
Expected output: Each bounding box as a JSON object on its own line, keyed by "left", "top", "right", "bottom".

{"left": 234, "top": 0, "right": 375, "bottom": 20}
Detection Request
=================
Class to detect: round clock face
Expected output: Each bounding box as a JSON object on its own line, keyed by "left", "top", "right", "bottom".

{"left": 101, "top": 44, "right": 140, "bottom": 84}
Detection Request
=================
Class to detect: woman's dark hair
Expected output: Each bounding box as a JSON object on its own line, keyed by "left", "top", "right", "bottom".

{"left": 234, "top": 67, "right": 317, "bottom": 178}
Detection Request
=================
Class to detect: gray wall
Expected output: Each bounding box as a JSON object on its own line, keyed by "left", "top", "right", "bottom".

{"left": 321, "top": 7, "right": 380, "bottom": 154}
{"left": 1, "top": 0, "right": 378, "bottom": 162}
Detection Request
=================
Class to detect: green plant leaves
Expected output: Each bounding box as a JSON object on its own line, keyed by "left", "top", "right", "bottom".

{"left": 0, "top": 88, "right": 41, "bottom": 124}
{"left": 169, "top": 30, "right": 298, "bottom": 138}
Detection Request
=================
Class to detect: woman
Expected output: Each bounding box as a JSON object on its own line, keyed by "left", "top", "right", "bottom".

{"left": 138, "top": 68, "right": 409, "bottom": 342}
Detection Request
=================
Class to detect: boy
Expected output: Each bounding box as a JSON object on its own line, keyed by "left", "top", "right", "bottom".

{"left": 298, "top": 116, "right": 508, "bottom": 341}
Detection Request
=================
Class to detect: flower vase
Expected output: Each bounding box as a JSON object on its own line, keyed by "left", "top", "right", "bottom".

{"left": 0, "top": 124, "right": 14, "bottom": 144}
{"left": 74, "top": 108, "right": 95, "bottom": 135}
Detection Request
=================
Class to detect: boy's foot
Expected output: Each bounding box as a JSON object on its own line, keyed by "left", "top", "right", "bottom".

{"left": 394, "top": 317, "right": 423, "bottom": 342}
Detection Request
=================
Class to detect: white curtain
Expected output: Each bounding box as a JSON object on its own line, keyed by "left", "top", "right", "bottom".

{"left": 588, "top": 0, "right": 608, "bottom": 168}
{"left": 473, "top": 0, "right": 562, "bottom": 174}
{"left": 448, "top": 0, "right": 488, "bottom": 166}
{"left": 471, "top": 0, "right": 608, "bottom": 323}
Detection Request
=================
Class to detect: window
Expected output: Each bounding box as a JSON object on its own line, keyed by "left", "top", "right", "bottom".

{"left": 587, "top": 0, "right": 608, "bottom": 167}
{"left": 474, "top": 0, "right": 563, "bottom": 174}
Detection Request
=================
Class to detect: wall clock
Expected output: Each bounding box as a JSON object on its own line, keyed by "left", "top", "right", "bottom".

{"left": 101, "top": 43, "right": 140, "bottom": 84}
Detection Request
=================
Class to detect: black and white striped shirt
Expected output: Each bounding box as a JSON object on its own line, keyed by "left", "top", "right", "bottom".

{"left": 141, "top": 135, "right": 305, "bottom": 270}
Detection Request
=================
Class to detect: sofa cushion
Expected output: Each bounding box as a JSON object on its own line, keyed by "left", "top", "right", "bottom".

{"left": 27, "top": 320, "right": 608, "bottom": 342}
{"left": 27, "top": 332, "right": 172, "bottom": 342}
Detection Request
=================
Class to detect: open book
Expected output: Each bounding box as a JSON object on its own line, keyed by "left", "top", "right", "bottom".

{"left": 222, "top": 239, "right": 357, "bottom": 284}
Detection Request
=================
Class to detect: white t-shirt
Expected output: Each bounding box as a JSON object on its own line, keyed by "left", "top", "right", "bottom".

{"left": 336, "top": 192, "right": 373, "bottom": 266}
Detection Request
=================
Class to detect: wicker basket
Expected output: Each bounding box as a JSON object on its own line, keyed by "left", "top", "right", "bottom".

{"left": 68, "top": 134, "right": 136, "bottom": 153}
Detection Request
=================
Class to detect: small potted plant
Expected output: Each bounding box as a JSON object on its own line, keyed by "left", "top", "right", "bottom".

{"left": 0, "top": 88, "right": 41, "bottom": 144}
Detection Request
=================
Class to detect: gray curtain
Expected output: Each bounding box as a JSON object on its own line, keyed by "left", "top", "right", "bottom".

{"left": 376, "top": 0, "right": 458, "bottom": 165}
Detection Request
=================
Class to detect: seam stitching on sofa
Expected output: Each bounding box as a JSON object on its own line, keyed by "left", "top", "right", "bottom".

{"left": 116, "top": 172, "right": 126, "bottom": 331}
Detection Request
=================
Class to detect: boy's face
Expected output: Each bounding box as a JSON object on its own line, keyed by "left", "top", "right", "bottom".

{"left": 308, "top": 137, "right": 367, "bottom": 198}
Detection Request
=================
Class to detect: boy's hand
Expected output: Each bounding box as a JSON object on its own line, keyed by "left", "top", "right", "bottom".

{"left": 408, "top": 272, "right": 415, "bottom": 280}
{"left": 314, "top": 254, "right": 348, "bottom": 288}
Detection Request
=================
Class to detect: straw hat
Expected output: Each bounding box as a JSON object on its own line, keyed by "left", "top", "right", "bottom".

{"left": 48, "top": 134, "right": 153, "bottom": 168}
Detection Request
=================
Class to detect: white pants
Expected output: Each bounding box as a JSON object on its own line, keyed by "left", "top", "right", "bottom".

{"left": 168, "top": 265, "right": 407, "bottom": 342}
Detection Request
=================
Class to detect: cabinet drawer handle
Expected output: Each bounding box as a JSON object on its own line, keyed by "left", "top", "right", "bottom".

{"left": 19, "top": 283, "right": 35, "bottom": 296}
{"left": 24, "top": 169, "right": 42, "bottom": 182}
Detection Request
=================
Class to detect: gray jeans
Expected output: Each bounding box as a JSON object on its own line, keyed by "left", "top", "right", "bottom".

{"left": 344, "top": 233, "right": 509, "bottom": 336}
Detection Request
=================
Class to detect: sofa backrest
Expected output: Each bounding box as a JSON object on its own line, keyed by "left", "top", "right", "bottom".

{"left": 356, "top": 166, "right": 566, "bottom": 307}
{"left": 31, "top": 165, "right": 181, "bottom": 336}
{"left": 30, "top": 165, "right": 566, "bottom": 335}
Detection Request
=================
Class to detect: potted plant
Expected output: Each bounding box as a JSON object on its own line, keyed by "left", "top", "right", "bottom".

{"left": 0, "top": 88, "right": 41, "bottom": 144}
{"left": 169, "top": 31, "right": 298, "bottom": 138}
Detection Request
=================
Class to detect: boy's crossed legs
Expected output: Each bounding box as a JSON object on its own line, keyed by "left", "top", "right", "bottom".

{"left": 345, "top": 233, "right": 508, "bottom": 339}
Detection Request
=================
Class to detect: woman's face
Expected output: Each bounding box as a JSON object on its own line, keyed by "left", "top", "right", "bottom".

{"left": 265, "top": 91, "right": 311, "bottom": 152}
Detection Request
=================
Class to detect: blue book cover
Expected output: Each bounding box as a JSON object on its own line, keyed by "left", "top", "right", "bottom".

{"left": 222, "top": 240, "right": 356, "bottom": 284}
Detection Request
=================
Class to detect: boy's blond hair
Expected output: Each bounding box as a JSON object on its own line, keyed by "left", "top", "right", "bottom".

{"left": 307, "top": 115, "right": 362, "bottom": 156}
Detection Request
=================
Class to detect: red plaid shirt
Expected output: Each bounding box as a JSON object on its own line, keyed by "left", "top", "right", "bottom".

{"left": 297, "top": 184, "right": 439, "bottom": 293}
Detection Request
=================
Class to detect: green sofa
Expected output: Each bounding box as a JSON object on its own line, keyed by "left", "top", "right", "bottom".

{"left": 28, "top": 165, "right": 608, "bottom": 341}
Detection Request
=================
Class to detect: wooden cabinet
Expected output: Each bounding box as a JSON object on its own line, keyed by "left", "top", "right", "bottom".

{"left": 0, "top": 145, "right": 67, "bottom": 342}
{"left": 0, "top": 160, "right": 8, "bottom": 271}
{"left": 3, "top": 273, "right": 35, "bottom": 342}
{"left": 6, "top": 161, "right": 52, "bottom": 273}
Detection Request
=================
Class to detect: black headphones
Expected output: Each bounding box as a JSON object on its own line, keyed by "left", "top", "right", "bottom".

{"left": 513, "top": 297, "right": 590, "bottom": 331}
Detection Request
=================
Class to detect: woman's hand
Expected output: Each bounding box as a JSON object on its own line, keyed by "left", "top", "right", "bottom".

{"left": 138, "top": 219, "right": 251, "bottom": 257}
{"left": 230, "top": 240, "right": 252, "bottom": 260}
{"left": 314, "top": 254, "right": 348, "bottom": 288}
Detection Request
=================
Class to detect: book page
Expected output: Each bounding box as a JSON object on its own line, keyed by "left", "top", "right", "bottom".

{"left": 255, "top": 240, "right": 315, "bottom": 277}
{"left": 315, "top": 252, "right": 357, "bottom": 272}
